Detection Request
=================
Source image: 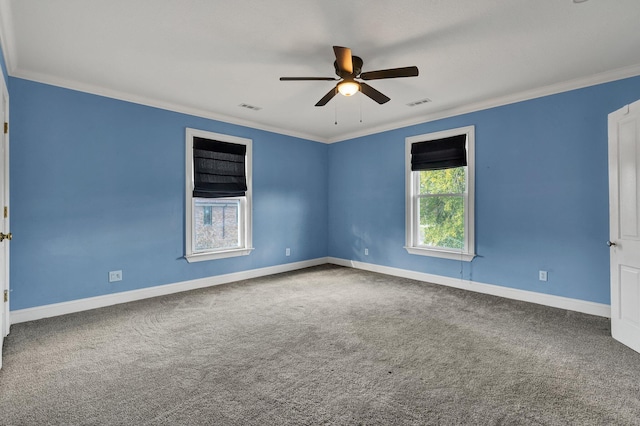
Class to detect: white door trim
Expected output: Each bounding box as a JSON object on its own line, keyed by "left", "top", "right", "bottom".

{"left": 0, "top": 74, "right": 9, "bottom": 369}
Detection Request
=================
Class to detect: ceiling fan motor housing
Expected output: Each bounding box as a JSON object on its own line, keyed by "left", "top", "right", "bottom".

{"left": 334, "top": 56, "right": 363, "bottom": 78}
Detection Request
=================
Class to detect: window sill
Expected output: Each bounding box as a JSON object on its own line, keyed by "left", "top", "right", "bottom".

{"left": 404, "top": 246, "right": 475, "bottom": 262}
{"left": 185, "top": 247, "right": 254, "bottom": 263}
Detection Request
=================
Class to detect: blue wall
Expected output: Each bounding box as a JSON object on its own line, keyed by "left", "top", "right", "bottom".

{"left": 9, "top": 78, "right": 328, "bottom": 310}
{"left": 8, "top": 72, "right": 640, "bottom": 310}
{"left": 328, "top": 76, "right": 640, "bottom": 305}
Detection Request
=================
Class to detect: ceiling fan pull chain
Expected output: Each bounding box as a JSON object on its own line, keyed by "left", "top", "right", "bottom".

{"left": 335, "top": 100, "right": 338, "bottom": 125}
{"left": 360, "top": 95, "right": 363, "bottom": 123}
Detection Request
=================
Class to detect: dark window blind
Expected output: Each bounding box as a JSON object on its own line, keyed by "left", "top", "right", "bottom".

{"left": 193, "top": 137, "right": 247, "bottom": 198}
{"left": 411, "top": 134, "right": 467, "bottom": 171}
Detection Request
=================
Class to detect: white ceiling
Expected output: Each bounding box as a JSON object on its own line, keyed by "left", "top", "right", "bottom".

{"left": 1, "top": 0, "right": 640, "bottom": 142}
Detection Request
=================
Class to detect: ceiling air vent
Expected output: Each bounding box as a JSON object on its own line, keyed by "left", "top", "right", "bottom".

{"left": 239, "top": 103, "right": 262, "bottom": 111}
{"left": 407, "top": 98, "right": 432, "bottom": 107}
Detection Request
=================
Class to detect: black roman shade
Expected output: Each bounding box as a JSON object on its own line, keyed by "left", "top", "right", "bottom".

{"left": 411, "top": 134, "right": 467, "bottom": 171}
{"left": 193, "top": 137, "right": 247, "bottom": 198}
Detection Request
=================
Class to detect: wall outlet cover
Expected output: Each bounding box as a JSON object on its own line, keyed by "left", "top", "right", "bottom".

{"left": 109, "top": 270, "right": 123, "bottom": 282}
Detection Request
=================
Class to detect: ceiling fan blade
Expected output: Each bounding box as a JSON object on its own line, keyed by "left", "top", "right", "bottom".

{"left": 333, "top": 46, "right": 353, "bottom": 75}
{"left": 280, "top": 77, "right": 338, "bottom": 81}
{"left": 359, "top": 82, "right": 390, "bottom": 104}
{"left": 360, "top": 66, "right": 419, "bottom": 80}
{"left": 315, "top": 86, "right": 338, "bottom": 107}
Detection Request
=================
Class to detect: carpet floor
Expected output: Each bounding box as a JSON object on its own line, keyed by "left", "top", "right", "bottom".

{"left": 1, "top": 264, "right": 640, "bottom": 425}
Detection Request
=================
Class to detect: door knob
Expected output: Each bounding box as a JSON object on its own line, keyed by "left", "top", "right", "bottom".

{"left": 0, "top": 232, "right": 11, "bottom": 242}
{"left": 607, "top": 240, "right": 616, "bottom": 247}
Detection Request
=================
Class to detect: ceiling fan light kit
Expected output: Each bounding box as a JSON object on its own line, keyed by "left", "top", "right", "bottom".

{"left": 337, "top": 80, "right": 360, "bottom": 96}
{"left": 280, "top": 46, "right": 419, "bottom": 106}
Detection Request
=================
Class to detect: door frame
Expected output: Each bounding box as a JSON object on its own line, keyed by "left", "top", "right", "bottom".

{"left": 1, "top": 73, "right": 9, "bottom": 339}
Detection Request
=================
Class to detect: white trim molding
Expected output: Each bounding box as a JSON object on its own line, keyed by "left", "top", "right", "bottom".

{"left": 0, "top": 0, "right": 17, "bottom": 75}
{"left": 10, "top": 256, "right": 611, "bottom": 325}
{"left": 10, "top": 257, "right": 329, "bottom": 324}
{"left": 1, "top": 68, "right": 9, "bottom": 339}
{"left": 327, "top": 63, "right": 640, "bottom": 143}
{"left": 328, "top": 257, "right": 611, "bottom": 318}
{"left": 4, "top": 62, "right": 640, "bottom": 145}
{"left": 404, "top": 246, "right": 475, "bottom": 262}
{"left": 185, "top": 128, "right": 253, "bottom": 262}
{"left": 8, "top": 68, "right": 328, "bottom": 143}
{"left": 405, "top": 126, "right": 476, "bottom": 261}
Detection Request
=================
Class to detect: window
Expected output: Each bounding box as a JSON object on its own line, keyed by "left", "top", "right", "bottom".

{"left": 405, "top": 126, "right": 475, "bottom": 261}
{"left": 185, "top": 128, "right": 253, "bottom": 262}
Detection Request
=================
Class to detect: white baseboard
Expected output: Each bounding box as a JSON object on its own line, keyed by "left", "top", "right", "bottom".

{"left": 328, "top": 257, "right": 611, "bottom": 318}
{"left": 11, "top": 255, "right": 610, "bottom": 324}
{"left": 10, "top": 257, "right": 329, "bottom": 324}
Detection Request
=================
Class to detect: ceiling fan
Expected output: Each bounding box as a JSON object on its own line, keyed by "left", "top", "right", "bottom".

{"left": 280, "top": 46, "right": 419, "bottom": 106}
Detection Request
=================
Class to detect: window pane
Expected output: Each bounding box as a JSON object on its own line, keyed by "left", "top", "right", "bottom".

{"left": 203, "top": 206, "right": 212, "bottom": 225}
{"left": 419, "top": 167, "right": 466, "bottom": 194}
{"left": 194, "top": 198, "right": 240, "bottom": 252}
{"left": 418, "top": 195, "right": 464, "bottom": 250}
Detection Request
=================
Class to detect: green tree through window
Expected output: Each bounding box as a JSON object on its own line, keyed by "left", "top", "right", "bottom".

{"left": 418, "top": 167, "right": 465, "bottom": 250}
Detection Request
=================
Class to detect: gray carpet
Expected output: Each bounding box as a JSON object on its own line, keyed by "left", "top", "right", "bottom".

{"left": 1, "top": 264, "right": 640, "bottom": 425}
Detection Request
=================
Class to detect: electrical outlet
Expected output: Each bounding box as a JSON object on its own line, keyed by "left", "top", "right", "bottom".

{"left": 109, "top": 270, "right": 123, "bottom": 282}
{"left": 364, "top": 248, "right": 369, "bottom": 256}
{"left": 285, "top": 248, "right": 290, "bottom": 256}
{"left": 539, "top": 270, "right": 548, "bottom": 282}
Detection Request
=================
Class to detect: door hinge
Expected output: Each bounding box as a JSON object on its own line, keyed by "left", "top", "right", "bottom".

{"left": 3, "top": 122, "right": 7, "bottom": 134}
{"left": 3, "top": 290, "right": 7, "bottom": 303}
{"left": 3, "top": 207, "right": 7, "bottom": 218}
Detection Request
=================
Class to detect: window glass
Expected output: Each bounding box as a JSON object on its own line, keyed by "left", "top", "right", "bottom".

{"left": 419, "top": 167, "right": 465, "bottom": 194}
{"left": 418, "top": 195, "right": 464, "bottom": 250}
{"left": 193, "top": 199, "right": 240, "bottom": 252}
{"left": 203, "top": 206, "right": 212, "bottom": 226}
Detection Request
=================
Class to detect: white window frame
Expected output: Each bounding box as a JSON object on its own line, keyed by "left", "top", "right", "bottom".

{"left": 185, "top": 128, "right": 253, "bottom": 263}
{"left": 405, "top": 125, "right": 475, "bottom": 261}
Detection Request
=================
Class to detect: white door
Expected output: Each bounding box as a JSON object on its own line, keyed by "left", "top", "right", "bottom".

{"left": 608, "top": 99, "right": 640, "bottom": 354}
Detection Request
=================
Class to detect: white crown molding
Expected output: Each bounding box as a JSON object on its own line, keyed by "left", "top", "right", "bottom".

{"left": 0, "top": 0, "right": 16, "bottom": 74}
{"left": 8, "top": 61, "right": 640, "bottom": 146}
{"left": 327, "top": 63, "right": 640, "bottom": 143}
{"left": 10, "top": 68, "right": 329, "bottom": 144}
{"left": 328, "top": 257, "right": 611, "bottom": 318}
{"left": 10, "top": 257, "right": 329, "bottom": 324}
{"left": 11, "top": 63, "right": 640, "bottom": 146}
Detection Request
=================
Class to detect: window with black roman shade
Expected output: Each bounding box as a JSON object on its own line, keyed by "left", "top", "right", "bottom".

{"left": 193, "top": 137, "right": 247, "bottom": 198}
{"left": 411, "top": 134, "right": 467, "bottom": 171}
